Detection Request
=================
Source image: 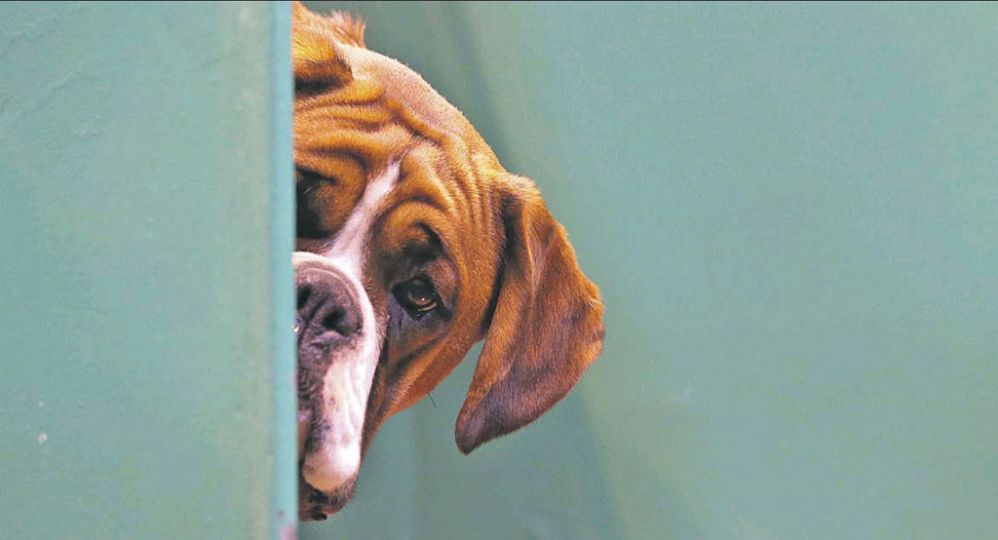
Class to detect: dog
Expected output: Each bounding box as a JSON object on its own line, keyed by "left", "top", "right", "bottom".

{"left": 292, "top": 2, "right": 605, "bottom": 521}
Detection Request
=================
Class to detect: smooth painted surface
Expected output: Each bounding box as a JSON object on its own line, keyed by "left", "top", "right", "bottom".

{"left": 302, "top": 2, "right": 998, "bottom": 539}
{"left": 0, "top": 2, "right": 295, "bottom": 539}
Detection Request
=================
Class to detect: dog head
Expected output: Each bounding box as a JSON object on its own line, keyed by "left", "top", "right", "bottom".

{"left": 291, "top": 2, "right": 605, "bottom": 520}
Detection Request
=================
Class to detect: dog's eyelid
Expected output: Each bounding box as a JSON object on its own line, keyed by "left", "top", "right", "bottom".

{"left": 295, "top": 166, "right": 337, "bottom": 186}
{"left": 417, "top": 223, "right": 448, "bottom": 255}
{"left": 401, "top": 241, "right": 439, "bottom": 264}
{"left": 294, "top": 78, "right": 334, "bottom": 99}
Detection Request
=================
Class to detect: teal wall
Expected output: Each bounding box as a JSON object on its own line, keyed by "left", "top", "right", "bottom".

{"left": 304, "top": 2, "right": 998, "bottom": 539}
{"left": 0, "top": 3, "right": 295, "bottom": 539}
{"left": 2, "top": 2, "right": 994, "bottom": 539}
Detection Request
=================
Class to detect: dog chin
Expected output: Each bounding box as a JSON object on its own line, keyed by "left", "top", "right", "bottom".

{"left": 299, "top": 473, "right": 357, "bottom": 521}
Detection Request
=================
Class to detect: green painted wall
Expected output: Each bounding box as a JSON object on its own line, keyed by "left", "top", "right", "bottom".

{"left": 0, "top": 2, "right": 295, "bottom": 539}
{"left": 304, "top": 2, "right": 998, "bottom": 539}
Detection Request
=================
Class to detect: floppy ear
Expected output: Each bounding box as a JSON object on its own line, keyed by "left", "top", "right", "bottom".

{"left": 291, "top": 2, "right": 364, "bottom": 92}
{"left": 455, "top": 176, "right": 605, "bottom": 454}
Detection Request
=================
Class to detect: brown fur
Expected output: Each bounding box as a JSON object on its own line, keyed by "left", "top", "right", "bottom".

{"left": 292, "top": 0, "right": 604, "bottom": 512}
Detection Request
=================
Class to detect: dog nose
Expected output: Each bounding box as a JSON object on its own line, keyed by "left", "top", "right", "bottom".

{"left": 296, "top": 267, "right": 362, "bottom": 349}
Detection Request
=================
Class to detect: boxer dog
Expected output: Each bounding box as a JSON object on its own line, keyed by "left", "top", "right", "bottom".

{"left": 292, "top": 2, "right": 604, "bottom": 521}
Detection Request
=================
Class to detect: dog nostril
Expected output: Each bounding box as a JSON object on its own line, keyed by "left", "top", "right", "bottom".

{"left": 321, "top": 307, "right": 346, "bottom": 334}
{"left": 297, "top": 286, "right": 312, "bottom": 310}
{"left": 295, "top": 270, "right": 359, "bottom": 341}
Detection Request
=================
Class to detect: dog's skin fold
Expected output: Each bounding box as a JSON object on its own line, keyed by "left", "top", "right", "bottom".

{"left": 291, "top": 2, "right": 605, "bottom": 520}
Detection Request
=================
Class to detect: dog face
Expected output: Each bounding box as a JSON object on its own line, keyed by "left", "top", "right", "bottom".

{"left": 291, "top": 2, "right": 604, "bottom": 520}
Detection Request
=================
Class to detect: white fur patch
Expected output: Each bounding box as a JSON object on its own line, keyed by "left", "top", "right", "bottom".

{"left": 324, "top": 162, "right": 398, "bottom": 278}
{"left": 297, "top": 162, "right": 399, "bottom": 493}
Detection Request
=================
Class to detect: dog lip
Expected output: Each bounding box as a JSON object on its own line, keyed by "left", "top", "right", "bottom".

{"left": 299, "top": 472, "right": 354, "bottom": 520}
{"left": 320, "top": 504, "right": 343, "bottom": 515}
{"left": 300, "top": 499, "right": 347, "bottom": 521}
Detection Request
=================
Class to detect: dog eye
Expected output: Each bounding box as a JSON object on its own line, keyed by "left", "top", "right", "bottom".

{"left": 296, "top": 168, "right": 335, "bottom": 238}
{"left": 393, "top": 277, "right": 439, "bottom": 317}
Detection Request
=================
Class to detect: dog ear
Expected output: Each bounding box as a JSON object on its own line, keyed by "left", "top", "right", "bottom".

{"left": 291, "top": 2, "right": 364, "bottom": 92}
{"left": 455, "top": 175, "right": 605, "bottom": 454}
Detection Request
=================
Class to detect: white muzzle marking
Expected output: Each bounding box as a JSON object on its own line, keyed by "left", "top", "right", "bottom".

{"left": 297, "top": 162, "right": 399, "bottom": 493}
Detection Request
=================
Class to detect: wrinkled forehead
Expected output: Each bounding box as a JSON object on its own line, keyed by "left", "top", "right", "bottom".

{"left": 344, "top": 47, "right": 475, "bottom": 141}
{"left": 294, "top": 149, "right": 461, "bottom": 266}
{"left": 294, "top": 56, "right": 501, "bottom": 259}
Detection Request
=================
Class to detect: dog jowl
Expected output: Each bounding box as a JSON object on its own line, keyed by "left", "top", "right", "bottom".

{"left": 291, "top": 2, "right": 605, "bottom": 521}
